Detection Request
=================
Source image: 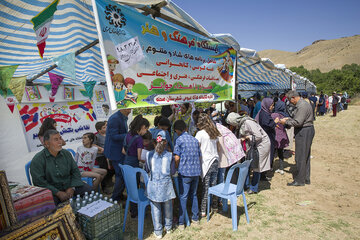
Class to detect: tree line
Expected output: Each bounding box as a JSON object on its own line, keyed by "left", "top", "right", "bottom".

{"left": 290, "top": 64, "right": 360, "bottom": 96}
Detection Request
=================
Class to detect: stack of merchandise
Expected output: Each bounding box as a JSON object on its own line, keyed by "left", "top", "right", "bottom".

{"left": 10, "top": 183, "right": 55, "bottom": 222}
{"left": 70, "top": 192, "right": 122, "bottom": 240}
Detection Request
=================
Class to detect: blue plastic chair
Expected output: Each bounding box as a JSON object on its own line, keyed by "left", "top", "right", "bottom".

{"left": 25, "top": 160, "right": 32, "bottom": 185}
{"left": 119, "top": 164, "right": 150, "bottom": 240}
{"left": 207, "top": 160, "right": 252, "bottom": 231}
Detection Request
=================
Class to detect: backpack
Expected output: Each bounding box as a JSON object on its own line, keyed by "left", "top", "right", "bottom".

{"left": 216, "top": 123, "right": 245, "bottom": 167}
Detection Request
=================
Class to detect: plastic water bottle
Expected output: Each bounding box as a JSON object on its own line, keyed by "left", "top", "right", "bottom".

{"left": 91, "top": 190, "right": 95, "bottom": 195}
{"left": 81, "top": 200, "right": 87, "bottom": 208}
{"left": 99, "top": 194, "right": 103, "bottom": 200}
{"left": 104, "top": 196, "right": 108, "bottom": 202}
{"left": 75, "top": 203, "right": 81, "bottom": 214}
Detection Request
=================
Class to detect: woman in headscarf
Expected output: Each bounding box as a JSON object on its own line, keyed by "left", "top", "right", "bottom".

{"left": 271, "top": 100, "right": 289, "bottom": 175}
{"left": 168, "top": 103, "right": 192, "bottom": 144}
{"left": 255, "top": 98, "right": 278, "bottom": 171}
{"left": 226, "top": 112, "right": 271, "bottom": 194}
{"left": 318, "top": 94, "right": 326, "bottom": 116}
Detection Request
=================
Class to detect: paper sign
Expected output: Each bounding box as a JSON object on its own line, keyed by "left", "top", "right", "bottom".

{"left": 115, "top": 36, "right": 144, "bottom": 70}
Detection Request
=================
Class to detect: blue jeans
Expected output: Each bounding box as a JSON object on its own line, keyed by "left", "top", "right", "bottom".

{"left": 150, "top": 200, "right": 173, "bottom": 236}
{"left": 111, "top": 158, "right": 125, "bottom": 201}
{"left": 245, "top": 171, "right": 261, "bottom": 192}
{"left": 178, "top": 175, "right": 199, "bottom": 225}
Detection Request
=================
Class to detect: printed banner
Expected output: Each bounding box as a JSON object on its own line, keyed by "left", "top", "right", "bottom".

{"left": 94, "top": 0, "right": 236, "bottom": 109}
{"left": 17, "top": 101, "right": 97, "bottom": 152}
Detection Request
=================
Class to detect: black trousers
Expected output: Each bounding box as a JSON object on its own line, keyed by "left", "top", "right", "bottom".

{"left": 294, "top": 126, "right": 315, "bottom": 184}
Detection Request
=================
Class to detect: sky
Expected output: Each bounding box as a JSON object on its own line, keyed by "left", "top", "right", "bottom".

{"left": 172, "top": 0, "right": 360, "bottom": 52}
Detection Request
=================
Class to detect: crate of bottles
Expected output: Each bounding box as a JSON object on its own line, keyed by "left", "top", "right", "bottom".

{"left": 74, "top": 197, "right": 122, "bottom": 240}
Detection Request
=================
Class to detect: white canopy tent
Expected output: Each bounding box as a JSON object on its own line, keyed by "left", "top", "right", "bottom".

{"left": 0, "top": 0, "right": 315, "bottom": 183}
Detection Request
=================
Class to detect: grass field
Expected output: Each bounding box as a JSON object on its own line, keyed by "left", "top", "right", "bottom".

{"left": 120, "top": 105, "right": 360, "bottom": 240}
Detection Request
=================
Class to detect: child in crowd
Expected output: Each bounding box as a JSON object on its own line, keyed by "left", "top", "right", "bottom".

{"left": 122, "top": 115, "right": 150, "bottom": 218}
{"left": 75, "top": 132, "right": 107, "bottom": 191}
{"left": 94, "top": 121, "right": 113, "bottom": 193}
{"left": 146, "top": 130, "right": 176, "bottom": 238}
{"left": 149, "top": 116, "right": 173, "bottom": 151}
{"left": 38, "top": 117, "right": 66, "bottom": 146}
{"left": 122, "top": 115, "right": 150, "bottom": 167}
{"left": 195, "top": 113, "right": 221, "bottom": 217}
{"left": 173, "top": 120, "right": 201, "bottom": 229}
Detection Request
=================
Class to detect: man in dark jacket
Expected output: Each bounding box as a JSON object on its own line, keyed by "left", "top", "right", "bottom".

{"left": 104, "top": 109, "right": 131, "bottom": 201}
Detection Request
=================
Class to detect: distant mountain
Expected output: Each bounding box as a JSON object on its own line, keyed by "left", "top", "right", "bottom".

{"left": 259, "top": 35, "right": 360, "bottom": 72}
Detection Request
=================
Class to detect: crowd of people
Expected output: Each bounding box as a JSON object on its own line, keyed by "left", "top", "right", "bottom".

{"left": 30, "top": 89, "right": 338, "bottom": 238}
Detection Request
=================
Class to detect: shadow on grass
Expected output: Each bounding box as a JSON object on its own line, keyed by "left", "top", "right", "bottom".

{"left": 207, "top": 201, "right": 257, "bottom": 227}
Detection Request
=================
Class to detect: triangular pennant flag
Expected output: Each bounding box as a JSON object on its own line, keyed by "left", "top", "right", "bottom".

{"left": 83, "top": 81, "right": 97, "bottom": 100}
{"left": 53, "top": 52, "right": 76, "bottom": 80}
{"left": 5, "top": 94, "right": 17, "bottom": 113}
{"left": 30, "top": 0, "right": 59, "bottom": 58}
{"left": 79, "top": 89, "right": 88, "bottom": 97}
{"left": 43, "top": 83, "right": 52, "bottom": 91}
{"left": 8, "top": 76, "right": 26, "bottom": 103}
{"left": 0, "top": 65, "right": 18, "bottom": 96}
{"left": 48, "top": 72, "right": 64, "bottom": 102}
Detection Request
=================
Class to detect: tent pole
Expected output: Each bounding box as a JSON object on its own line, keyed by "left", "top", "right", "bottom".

{"left": 26, "top": 39, "right": 99, "bottom": 84}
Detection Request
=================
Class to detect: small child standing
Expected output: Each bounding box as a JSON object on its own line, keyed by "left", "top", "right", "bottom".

{"left": 94, "top": 121, "right": 113, "bottom": 193}
{"left": 173, "top": 120, "right": 201, "bottom": 229}
{"left": 146, "top": 131, "right": 176, "bottom": 239}
{"left": 75, "top": 132, "right": 107, "bottom": 191}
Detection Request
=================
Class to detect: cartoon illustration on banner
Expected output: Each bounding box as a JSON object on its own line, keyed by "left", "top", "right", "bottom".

{"left": 94, "top": 0, "right": 236, "bottom": 109}
{"left": 17, "top": 101, "right": 97, "bottom": 152}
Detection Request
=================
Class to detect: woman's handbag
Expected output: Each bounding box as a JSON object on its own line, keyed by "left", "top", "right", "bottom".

{"left": 245, "top": 135, "right": 259, "bottom": 169}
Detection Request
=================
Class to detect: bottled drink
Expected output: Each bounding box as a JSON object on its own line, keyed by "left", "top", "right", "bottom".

{"left": 75, "top": 203, "right": 81, "bottom": 214}
{"left": 99, "top": 194, "right": 103, "bottom": 200}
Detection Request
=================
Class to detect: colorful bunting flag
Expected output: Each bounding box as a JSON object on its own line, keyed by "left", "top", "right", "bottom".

{"left": 5, "top": 95, "right": 17, "bottom": 113}
{"left": 48, "top": 72, "right": 64, "bottom": 102}
{"left": 30, "top": 0, "right": 59, "bottom": 59}
{"left": 0, "top": 65, "right": 18, "bottom": 96}
{"left": 53, "top": 52, "right": 76, "bottom": 79}
{"left": 8, "top": 76, "right": 26, "bottom": 103}
{"left": 83, "top": 81, "right": 97, "bottom": 100}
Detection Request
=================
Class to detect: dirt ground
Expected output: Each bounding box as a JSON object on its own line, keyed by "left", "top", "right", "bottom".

{"left": 123, "top": 105, "right": 360, "bottom": 240}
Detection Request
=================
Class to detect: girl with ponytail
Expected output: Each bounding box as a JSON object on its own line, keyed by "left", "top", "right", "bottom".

{"left": 145, "top": 130, "right": 176, "bottom": 238}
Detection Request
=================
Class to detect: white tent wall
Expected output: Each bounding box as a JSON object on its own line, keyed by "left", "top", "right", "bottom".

{"left": 0, "top": 85, "right": 112, "bottom": 183}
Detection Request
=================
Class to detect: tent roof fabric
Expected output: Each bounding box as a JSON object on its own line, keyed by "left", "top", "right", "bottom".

{"left": 0, "top": 0, "right": 315, "bottom": 93}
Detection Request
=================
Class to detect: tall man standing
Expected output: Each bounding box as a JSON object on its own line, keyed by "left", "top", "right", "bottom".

{"left": 104, "top": 109, "right": 131, "bottom": 201}
{"left": 279, "top": 91, "right": 315, "bottom": 186}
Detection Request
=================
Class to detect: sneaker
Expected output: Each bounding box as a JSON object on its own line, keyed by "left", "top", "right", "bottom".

{"left": 192, "top": 219, "right": 200, "bottom": 225}
{"left": 200, "top": 212, "right": 206, "bottom": 217}
{"left": 165, "top": 228, "right": 173, "bottom": 234}
{"left": 178, "top": 225, "right": 185, "bottom": 230}
{"left": 275, "top": 169, "right": 284, "bottom": 175}
{"left": 153, "top": 233, "right": 162, "bottom": 239}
